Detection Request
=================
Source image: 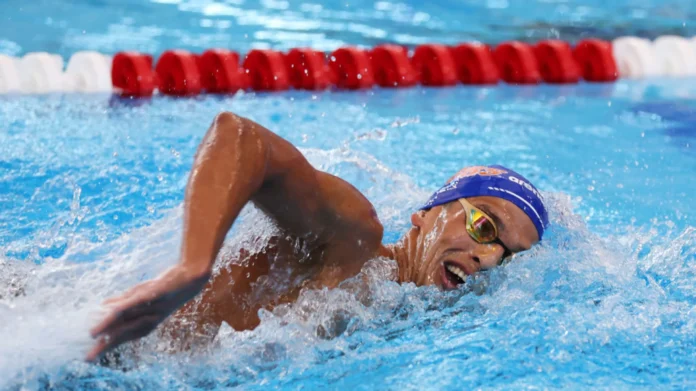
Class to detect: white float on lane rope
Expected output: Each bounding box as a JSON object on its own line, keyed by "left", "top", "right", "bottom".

{"left": 65, "top": 51, "right": 113, "bottom": 92}
{"left": 19, "top": 52, "right": 66, "bottom": 93}
{"left": 612, "top": 36, "right": 661, "bottom": 78}
{"left": 653, "top": 35, "right": 696, "bottom": 77}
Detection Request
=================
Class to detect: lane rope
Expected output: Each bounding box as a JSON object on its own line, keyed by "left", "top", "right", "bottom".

{"left": 0, "top": 36, "right": 694, "bottom": 96}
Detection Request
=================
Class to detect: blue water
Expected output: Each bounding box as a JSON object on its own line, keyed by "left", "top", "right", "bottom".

{"left": 2, "top": 1, "right": 696, "bottom": 390}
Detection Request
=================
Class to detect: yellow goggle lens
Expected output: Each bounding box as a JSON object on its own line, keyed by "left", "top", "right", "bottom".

{"left": 467, "top": 209, "right": 498, "bottom": 243}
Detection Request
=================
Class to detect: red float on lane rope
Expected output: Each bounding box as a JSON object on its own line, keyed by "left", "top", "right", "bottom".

{"left": 533, "top": 40, "right": 581, "bottom": 84}
{"left": 329, "top": 47, "right": 374, "bottom": 89}
{"left": 411, "top": 44, "right": 458, "bottom": 86}
{"left": 155, "top": 50, "right": 202, "bottom": 96}
{"left": 573, "top": 39, "right": 618, "bottom": 82}
{"left": 243, "top": 49, "right": 290, "bottom": 91}
{"left": 370, "top": 44, "right": 417, "bottom": 88}
{"left": 111, "top": 52, "right": 156, "bottom": 97}
{"left": 198, "top": 49, "right": 246, "bottom": 93}
{"left": 285, "top": 48, "right": 331, "bottom": 90}
{"left": 493, "top": 41, "right": 541, "bottom": 84}
{"left": 449, "top": 43, "right": 499, "bottom": 85}
{"left": 108, "top": 37, "right": 622, "bottom": 97}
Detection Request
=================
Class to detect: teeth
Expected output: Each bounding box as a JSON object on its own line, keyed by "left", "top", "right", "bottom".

{"left": 446, "top": 264, "right": 467, "bottom": 283}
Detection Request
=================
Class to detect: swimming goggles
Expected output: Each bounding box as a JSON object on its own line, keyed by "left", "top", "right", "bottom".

{"left": 457, "top": 198, "right": 513, "bottom": 265}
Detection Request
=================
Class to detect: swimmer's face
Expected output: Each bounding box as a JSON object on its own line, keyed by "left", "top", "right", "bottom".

{"left": 410, "top": 196, "right": 539, "bottom": 290}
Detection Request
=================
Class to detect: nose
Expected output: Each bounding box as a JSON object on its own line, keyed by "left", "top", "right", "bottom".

{"left": 471, "top": 242, "right": 504, "bottom": 270}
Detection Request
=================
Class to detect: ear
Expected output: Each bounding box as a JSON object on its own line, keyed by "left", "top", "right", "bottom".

{"left": 411, "top": 210, "right": 426, "bottom": 228}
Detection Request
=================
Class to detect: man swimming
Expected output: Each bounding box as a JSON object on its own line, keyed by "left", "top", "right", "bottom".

{"left": 87, "top": 112, "right": 548, "bottom": 361}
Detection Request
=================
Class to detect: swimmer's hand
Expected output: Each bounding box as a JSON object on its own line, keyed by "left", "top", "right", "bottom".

{"left": 86, "top": 265, "right": 210, "bottom": 362}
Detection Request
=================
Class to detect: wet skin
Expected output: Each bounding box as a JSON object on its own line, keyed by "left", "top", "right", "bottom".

{"left": 87, "top": 112, "right": 539, "bottom": 360}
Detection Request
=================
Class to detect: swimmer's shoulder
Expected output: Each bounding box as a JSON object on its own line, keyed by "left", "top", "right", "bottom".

{"left": 315, "top": 171, "right": 384, "bottom": 250}
{"left": 214, "top": 111, "right": 383, "bottom": 250}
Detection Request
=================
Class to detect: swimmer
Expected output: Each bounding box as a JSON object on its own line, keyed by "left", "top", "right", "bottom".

{"left": 87, "top": 112, "right": 548, "bottom": 361}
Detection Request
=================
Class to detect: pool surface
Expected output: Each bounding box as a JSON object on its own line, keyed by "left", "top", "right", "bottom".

{"left": 2, "top": 1, "right": 696, "bottom": 390}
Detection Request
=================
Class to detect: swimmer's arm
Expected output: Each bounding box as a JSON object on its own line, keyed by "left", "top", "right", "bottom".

{"left": 180, "top": 111, "right": 382, "bottom": 276}
{"left": 87, "top": 112, "right": 381, "bottom": 361}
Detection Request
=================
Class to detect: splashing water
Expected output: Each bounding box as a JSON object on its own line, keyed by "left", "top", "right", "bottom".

{"left": 0, "top": 145, "right": 424, "bottom": 388}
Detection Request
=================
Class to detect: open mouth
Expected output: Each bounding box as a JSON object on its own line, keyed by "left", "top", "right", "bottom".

{"left": 441, "top": 261, "right": 469, "bottom": 289}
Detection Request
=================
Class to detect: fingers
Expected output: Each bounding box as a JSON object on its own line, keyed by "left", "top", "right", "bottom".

{"left": 90, "top": 296, "right": 136, "bottom": 338}
{"left": 89, "top": 295, "right": 129, "bottom": 336}
{"left": 102, "top": 296, "right": 122, "bottom": 306}
{"left": 91, "top": 298, "right": 158, "bottom": 339}
{"left": 101, "top": 280, "right": 156, "bottom": 306}
{"left": 85, "top": 314, "right": 160, "bottom": 362}
{"left": 85, "top": 336, "right": 110, "bottom": 362}
{"left": 86, "top": 270, "right": 203, "bottom": 363}
{"left": 91, "top": 283, "right": 159, "bottom": 338}
{"left": 90, "top": 310, "right": 119, "bottom": 338}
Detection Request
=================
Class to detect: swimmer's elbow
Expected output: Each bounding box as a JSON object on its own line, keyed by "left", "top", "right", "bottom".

{"left": 212, "top": 111, "right": 267, "bottom": 139}
{"left": 212, "top": 111, "right": 244, "bottom": 129}
{"left": 207, "top": 111, "right": 270, "bottom": 159}
{"left": 210, "top": 111, "right": 256, "bottom": 142}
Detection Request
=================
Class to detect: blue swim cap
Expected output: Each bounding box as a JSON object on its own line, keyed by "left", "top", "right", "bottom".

{"left": 420, "top": 165, "right": 549, "bottom": 239}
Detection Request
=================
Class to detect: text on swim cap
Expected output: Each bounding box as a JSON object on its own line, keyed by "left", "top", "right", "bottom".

{"left": 508, "top": 175, "right": 541, "bottom": 199}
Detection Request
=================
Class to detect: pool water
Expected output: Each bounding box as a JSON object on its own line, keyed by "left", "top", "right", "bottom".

{"left": 2, "top": 1, "right": 696, "bottom": 390}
